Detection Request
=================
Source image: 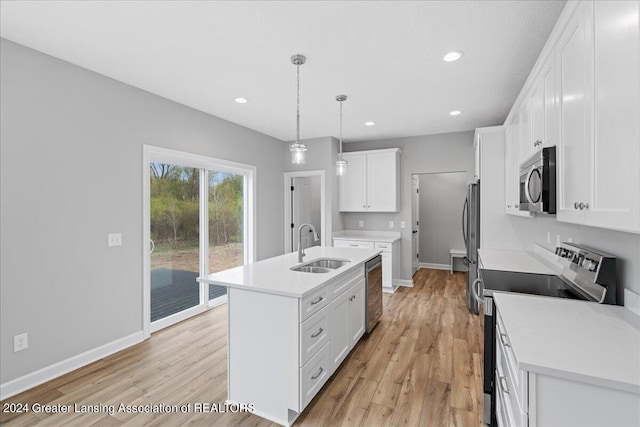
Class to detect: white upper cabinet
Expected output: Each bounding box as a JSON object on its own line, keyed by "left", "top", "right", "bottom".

{"left": 505, "top": 0, "right": 639, "bottom": 233}
{"left": 588, "top": 0, "right": 640, "bottom": 232}
{"left": 557, "top": 0, "right": 640, "bottom": 232}
{"left": 518, "top": 100, "right": 532, "bottom": 164}
{"left": 339, "top": 148, "right": 400, "bottom": 212}
{"left": 338, "top": 153, "right": 367, "bottom": 212}
{"left": 556, "top": 0, "right": 594, "bottom": 225}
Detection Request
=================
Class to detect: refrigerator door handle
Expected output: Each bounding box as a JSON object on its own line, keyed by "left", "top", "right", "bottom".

{"left": 462, "top": 197, "right": 469, "bottom": 250}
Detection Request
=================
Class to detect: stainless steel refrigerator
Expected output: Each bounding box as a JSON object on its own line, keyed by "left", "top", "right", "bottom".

{"left": 462, "top": 179, "right": 480, "bottom": 315}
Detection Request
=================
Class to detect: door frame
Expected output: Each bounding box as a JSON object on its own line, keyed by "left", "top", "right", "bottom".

{"left": 283, "top": 170, "right": 326, "bottom": 253}
{"left": 412, "top": 175, "right": 420, "bottom": 275}
{"left": 142, "top": 145, "right": 256, "bottom": 338}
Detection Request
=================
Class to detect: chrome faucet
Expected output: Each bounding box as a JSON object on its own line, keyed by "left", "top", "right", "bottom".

{"left": 297, "top": 223, "right": 320, "bottom": 263}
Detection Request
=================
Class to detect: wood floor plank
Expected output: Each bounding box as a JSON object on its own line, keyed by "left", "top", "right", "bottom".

{"left": 361, "top": 403, "right": 393, "bottom": 427}
{"left": 1, "top": 268, "right": 482, "bottom": 427}
{"left": 420, "top": 380, "right": 451, "bottom": 427}
{"left": 451, "top": 339, "right": 475, "bottom": 412}
{"left": 388, "top": 352, "right": 431, "bottom": 427}
{"left": 327, "top": 377, "right": 378, "bottom": 426}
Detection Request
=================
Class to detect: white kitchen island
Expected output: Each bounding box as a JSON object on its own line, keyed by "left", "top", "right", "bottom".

{"left": 197, "top": 246, "right": 380, "bottom": 426}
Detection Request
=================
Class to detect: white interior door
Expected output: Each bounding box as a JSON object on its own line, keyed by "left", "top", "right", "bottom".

{"left": 292, "top": 177, "right": 311, "bottom": 251}
{"left": 412, "top": 176, "right": 420, "bottom": 274}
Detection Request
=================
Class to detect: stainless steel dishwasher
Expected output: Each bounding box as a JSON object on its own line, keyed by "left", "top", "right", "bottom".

{"left": 365, "top": 255, "right": 383, "bottom": 333}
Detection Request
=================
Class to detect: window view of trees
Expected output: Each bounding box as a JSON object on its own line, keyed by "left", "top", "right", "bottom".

{"left": 149, "top": 163, "right": 244, "bottom": 274}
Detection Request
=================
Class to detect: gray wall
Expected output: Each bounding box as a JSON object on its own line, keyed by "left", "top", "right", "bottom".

{"left": 418, "top": 172, "right": 468, "bottom": 267}
{"left": 0, "top": 39, "right": 286, "bottom": 384}
{"left": 344, "top": 131, "right": 475, "bottom": 282}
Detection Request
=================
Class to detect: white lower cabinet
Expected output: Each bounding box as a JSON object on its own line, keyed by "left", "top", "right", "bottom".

{"left": 496, "top": 308, "right": 640, "bottom": 427}
{"left": 329, "top": 277, "right": 365, "bottom": 373}
{"left": 227, "top": 266, "right": 366, "bottom": 426}
{"left": 334, "top": 238, "right": 398, "bottom": 292}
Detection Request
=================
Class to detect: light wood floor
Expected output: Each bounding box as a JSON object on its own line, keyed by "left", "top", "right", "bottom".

{"left": 0, "top": 269, "right": 483, "bottom": 427}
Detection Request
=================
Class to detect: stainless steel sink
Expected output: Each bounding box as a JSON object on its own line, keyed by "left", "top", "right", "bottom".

{"left": 291, "top": 265, "right": 333, "bottom": 274}
{"left": 306, "top": 258, "right": 350, "bottom": 269}
{"left": 290, "top": 258, "right": 350, "bottom": 273}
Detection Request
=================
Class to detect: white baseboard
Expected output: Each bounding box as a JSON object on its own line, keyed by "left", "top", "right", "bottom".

{"left": 419, "top": 262, "right": 450, "bottom": 271}
{"left": 397, "top": 279, "right": 414, "bottom": 288}
{"left": 0, "top": 331, "right": 144, "bottom": 400}
{"left": 625, "top": 289, "right": 640, "bottom": 317}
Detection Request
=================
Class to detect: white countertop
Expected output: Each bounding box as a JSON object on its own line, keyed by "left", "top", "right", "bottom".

{"left": 332, "top": 230, "right": 401, "bottom": 243}
{"left": 197, "top": 246, "right": 380, "bottom": 298}
{"left": 494, "top": 292, "right": 640, "bottom": 394}
{"left": 478, "top": 248, "right": 560, "bottom": 275}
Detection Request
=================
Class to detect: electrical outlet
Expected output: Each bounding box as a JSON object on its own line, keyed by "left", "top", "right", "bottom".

{"left": 358, "top": 220, "right": 364, "bottom": 228}
{"left": 388, "top": 221, "right": 394, "bottom": 228}
{"left": 567, "top": 237, "right": 573, "bottom": 242}
{"left": 14, "top": 333, "right": 28, "bottom": 352}
{"left": 108, "top": 233, "right": 122, "bottom": 247}
{"left": 400, "top": 221, "right": 406, "bottom": 229}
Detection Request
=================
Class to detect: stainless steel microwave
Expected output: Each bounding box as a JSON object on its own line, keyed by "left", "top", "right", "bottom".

{"left": 519, "top": 146, "right": 556, "bottom": 214}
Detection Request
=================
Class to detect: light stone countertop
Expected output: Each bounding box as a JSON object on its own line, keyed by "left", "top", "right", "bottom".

{"left": 332, "top": 230, "right": 401, "bottom": 243}
{"left": 493, "top": 292, "right": 640, "bottom": 394}
{"left": 478, "top": 248, "right": 560, "bottom": 275}
{"left": 197, "top": 246, "right": 380, "bottom": 298}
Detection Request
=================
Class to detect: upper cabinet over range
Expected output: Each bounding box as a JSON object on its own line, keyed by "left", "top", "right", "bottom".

{"left": 339, "top": 148, "right": 400, "bottom": 212}
{"left": 504, "top": 0, "right": 640, "bottom": 234}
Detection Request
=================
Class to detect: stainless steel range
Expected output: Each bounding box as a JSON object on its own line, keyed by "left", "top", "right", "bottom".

{"left": 473, "top": 242, "right": 619, "bottom": 426}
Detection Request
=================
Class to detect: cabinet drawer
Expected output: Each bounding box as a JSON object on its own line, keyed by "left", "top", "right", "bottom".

{"left": 331, "top": 267, "right": 364, "bottom": 300}
{"left": 300, "top": 306, "right": 329, "bottom": 367}
{"left": 300, "top": 342, "right": 330, "bottom": 410}
{"left": 496, "top": 312, "right": 527, "bottom": 413}
{"left": 374, "top": 241, "right": 392, "bottom": 252}
{"left": 300, "top": 285, "right": 329, "bottom": 322}
{"left": 333, "top": 239, "right": 374, "bottom": 249}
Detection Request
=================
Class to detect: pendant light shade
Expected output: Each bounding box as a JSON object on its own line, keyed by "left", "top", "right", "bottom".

{"left": 336, "top": 95, "right": 348, "bottom": 176}
{"left": 290, "top": 54, "right": 307, "bottom": 165}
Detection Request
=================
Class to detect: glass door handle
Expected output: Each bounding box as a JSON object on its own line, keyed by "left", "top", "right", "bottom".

{"left": 150, "top": 239, "right": 155, "bottom": 254}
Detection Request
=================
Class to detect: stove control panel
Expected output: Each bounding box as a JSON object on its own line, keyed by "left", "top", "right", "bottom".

{"left": 554, "top": 242, "right": 618, "bottom": 305}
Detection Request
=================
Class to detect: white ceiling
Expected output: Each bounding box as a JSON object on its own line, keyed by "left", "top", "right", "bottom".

{"left": 0, "top": 0, "right": 566, "bottom": 142}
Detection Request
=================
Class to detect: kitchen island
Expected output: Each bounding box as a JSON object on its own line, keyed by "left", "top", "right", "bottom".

{"left": 197, "top": 246, "right": 380, "bottom": 426}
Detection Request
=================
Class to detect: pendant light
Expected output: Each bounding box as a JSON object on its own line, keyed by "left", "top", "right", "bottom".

{"left": 290, "top": 54, "right": 307, "bottom": 164}
{"left": 335, "top": 95, "right": 348, "bottom": 176}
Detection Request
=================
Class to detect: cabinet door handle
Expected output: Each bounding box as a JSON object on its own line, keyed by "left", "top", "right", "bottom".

{"left": 579, "top": 202, "right": 589, "bottom": 210}
{"left": 350, "top": 244, "right": 358, "bottom": 247}
{"left": 311, "top": 367, "right": 324, "bottom": 380}
{"left": 574, "top": 202, "right": 580, "bottom": 210}
{"left": 310, "top": 296, "right": 324, "bottom": 306}
{"left": 499, "top": 333, "right": 510, "bottom": 347}
{"left": 499, "top": 376, "right": 510, "bottom": 394}
{"left": 311, "top": 327, "right": 324, "bottom": 338}
{"left": 362, "top": 205, "right": 366, "bottom": 208}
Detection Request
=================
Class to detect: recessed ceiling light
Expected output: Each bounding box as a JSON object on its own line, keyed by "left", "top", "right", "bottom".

{"left": 234, "top": 97, "right": 248, "bottom": 104}
{"left": 364, "top": 121, "right": 376, "bottom": 126}
{"left": 449, "top": 110, "right": 462, "bottom": 116}
{"left": 443, "top": 51, "right": 464, "bottom": 62}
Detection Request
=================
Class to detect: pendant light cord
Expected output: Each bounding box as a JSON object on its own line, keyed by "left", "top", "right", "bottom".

{"left": 296, "top": 62, "right": 300, "bottom": 144}
{"left": 339, "top": 99, "right": 343, "bottom": 160}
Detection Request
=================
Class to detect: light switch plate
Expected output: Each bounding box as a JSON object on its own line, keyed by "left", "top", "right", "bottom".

{"left": 400, "top": 221, "right": 406, "bottom": 229}
{"left": 388, "top": 221, "right": 394, "bottom": 228}
{"left": 358, "top": 220, "right": 364, "bottom": 228}
{"left": 108, "top": 233, "right": 122, "bottom": 247}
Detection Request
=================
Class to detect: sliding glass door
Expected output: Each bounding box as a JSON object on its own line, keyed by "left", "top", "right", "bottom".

{"left": 144, "top": 146, "right": 255, "bottom": 334}
{"left": 149, "top": 163, "right": 201, "bottom": 322}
